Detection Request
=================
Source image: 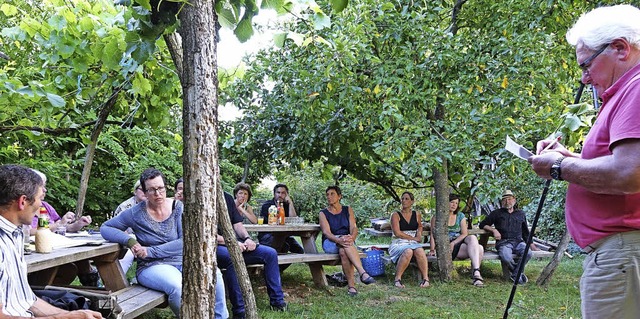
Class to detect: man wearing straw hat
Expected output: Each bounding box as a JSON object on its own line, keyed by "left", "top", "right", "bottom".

{"left": 479, "top": 190, "right": 535, "bottom": 284}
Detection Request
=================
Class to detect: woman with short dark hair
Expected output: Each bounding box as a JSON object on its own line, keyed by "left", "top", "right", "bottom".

{"left": 233, "top": 183, "right": 257, "bottom": 224}
{"left": 319, "top": 186, "right": 375, "bottom": 296}
{"left": 102, "top": 168, "right": 228, "bottom": 318}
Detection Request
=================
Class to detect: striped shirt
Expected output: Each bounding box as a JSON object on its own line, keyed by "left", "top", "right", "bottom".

{"left": 0, "top": 215, "right": 36, "bottom": 316}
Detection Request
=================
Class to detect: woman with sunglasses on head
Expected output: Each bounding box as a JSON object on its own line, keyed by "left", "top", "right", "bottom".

{"left": 101, "top": 168, "right": 228, "bottom": 319}
{"left": 429, "top": 194, "right": 485, "bottom": 287}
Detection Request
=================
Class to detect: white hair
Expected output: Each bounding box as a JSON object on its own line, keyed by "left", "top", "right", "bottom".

{"left": 31, "top": 169, "right": 47, "bottom": 184}
{"left": 566, "top": 5, "right": 640, "bottom": 50}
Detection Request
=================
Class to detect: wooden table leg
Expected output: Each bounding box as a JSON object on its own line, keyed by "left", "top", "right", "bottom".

{"left": 92, "top": 250, "right": 128, "bottom": 291}
{"left": 478, "top": 234, "right": 490, "bottom": 250}
{"left": 307, "top": 262, "right": 329, "bottom": 287}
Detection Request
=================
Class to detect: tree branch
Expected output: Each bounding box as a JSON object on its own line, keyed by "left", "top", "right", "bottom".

{"left": 448, "top": 0, "right": 468, "bottom": 35}
{"left": 0, "top": 120, "right": 125, "bottom": 134}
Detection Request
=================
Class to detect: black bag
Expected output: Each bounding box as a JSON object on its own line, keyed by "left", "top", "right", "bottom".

{"left": 33, "top": 289, "right": 91, "bottom": 311}
{"left": 325, "top": 272, "right": 348, "bottom": 287}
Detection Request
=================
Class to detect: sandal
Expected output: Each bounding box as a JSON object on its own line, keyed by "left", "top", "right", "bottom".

{"left": 471, "top": 268, "right": 485, "bottom": 288}
{"left": 420, "top": 279, "right": 430, "bottom": 288}
{"left": 394, "top": 279, "right": 405, "bottom": 288}
{"left": 347, "top": 286, "right": 358, "bottom": 296}
{"left": 360, "top": 272, "right": 375, "bottom": 285}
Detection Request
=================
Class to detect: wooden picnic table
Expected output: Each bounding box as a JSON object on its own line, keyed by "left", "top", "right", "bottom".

{"left": 25, "top": 233, "right": 168, "bottom": 319}
{"left": 26, "top": 234, "right": 128, "bottom": 292}
{"left": 244, "top": 223, "right": 339, "bottom": 287}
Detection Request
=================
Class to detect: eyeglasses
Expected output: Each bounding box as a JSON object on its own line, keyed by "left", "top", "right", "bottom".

{"left": 579, "top": 44, "right": 609, "bottom": 76}
{"left": 145, "top": 186, "right": 166, "bottom": 195}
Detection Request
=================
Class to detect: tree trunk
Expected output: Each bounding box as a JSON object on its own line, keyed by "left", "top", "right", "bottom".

{"left": 536, "top": 227, "right": 572, "bottom": 287}
{"left": 179, "top": 1, "right": 227, "bottom": 318}
{"left": 433, "top": 162, "right": 453, "bottom": 281}
{"left": 216, "top": 184, "right": 258, "bottom": 318}
{"left": 75, "top": 87, "right": 121, "bottom": 217}
{"left": 164, "top": 32, "right": 183, "bottom": 83}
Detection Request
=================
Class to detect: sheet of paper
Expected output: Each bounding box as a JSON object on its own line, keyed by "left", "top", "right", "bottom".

{"left": 505, "top": 135, "right": 534, "bottom": 160}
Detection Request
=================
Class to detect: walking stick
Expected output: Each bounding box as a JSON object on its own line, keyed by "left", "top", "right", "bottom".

{"left": 502, "top": 82, "right": 586, "bottom": 319}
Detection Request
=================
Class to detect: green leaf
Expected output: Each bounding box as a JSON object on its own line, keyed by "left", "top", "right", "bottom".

{"left": 273, "top": 32, "right": 287, "bottom": 48}
{"left": 261, "top": 0, "right": 283, "bottom": 10}
{"left": 17, "top": 86, "right": 34, "bottom": 97}
{"left": 564, "top": 114, "right": 582, "bottom": 131}
{"left": 132, "top": 73, "right": 152, "bottom": 95}
{"left": 0, "top": 3, "right": 18, "bottom": 16}
{"left": 48, "top": 15, "right": 67, "bottom": 31}
{"left": 311, "top": 12, "right": 331, "bottom": 30}
{"left": 102, "top": 37, "right": 123, "bottom": 69}
{"left": 46, "top": 93, "right": 66, "bottom": 108}
{"left": 330, "top": 0, "right": 348, "bottom": 13}
{"left": 234, "top": 16, "right": 255, "bottom": 43}
{"left": 136, "top": 0, "right": 152, "bottom": 10}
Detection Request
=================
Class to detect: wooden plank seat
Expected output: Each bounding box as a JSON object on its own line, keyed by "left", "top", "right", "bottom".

{"left": 358, "top": 242, "right": 496, "bottom": 252}
{"left": 382, "top": 250, "right": 554, "bottom": 264}
{"left": 382, "top": 250, "right": 556, "bottom": 281}
{"left": 110, "top": 284, "right": 167, "bottom": 319}
{"left": 244, "top": 253, "right": 365, "bottom": 287}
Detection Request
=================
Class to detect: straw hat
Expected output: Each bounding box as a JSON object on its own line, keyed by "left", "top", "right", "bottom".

{"left": 502, "top": 189, "right": 515, "bottom": 198}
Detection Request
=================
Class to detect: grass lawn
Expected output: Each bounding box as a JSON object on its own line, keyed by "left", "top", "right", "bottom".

{"left": 141, "top": 236, "right": 583, "bottom": 319}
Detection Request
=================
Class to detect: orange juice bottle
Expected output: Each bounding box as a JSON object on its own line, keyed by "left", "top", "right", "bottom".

{"left": 277, "top": 201, "right": 285, "bottom": 225}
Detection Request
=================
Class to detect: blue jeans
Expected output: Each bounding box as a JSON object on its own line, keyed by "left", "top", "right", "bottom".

{"left": 137, "top": 264, "right": 228, "bottom": 319}
{"left": 497, "top": 241, "right": 532, "bottom": 275}
{"left": 218, "top": 244, "right": 285, "bottom": 316}
{"left": 258, "top": 233, "right": 304, "bottom": 254}
{"left": 322, "top": 239, "right": 340, "bottom": 253}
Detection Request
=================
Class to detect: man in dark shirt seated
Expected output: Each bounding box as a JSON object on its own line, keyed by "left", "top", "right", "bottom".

{"left": 479, "top": 190, "right": 538, "bottom": 284}
{"left": 217, "top": 192, "right": 287, "bottom": 319}
{"left": 258, "top": 184, "right": 304, "bottom": 254}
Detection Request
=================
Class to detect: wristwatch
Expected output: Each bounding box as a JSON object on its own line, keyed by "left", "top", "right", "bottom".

{"left": 550, "top": 156, "right": 566, "bottom": 181}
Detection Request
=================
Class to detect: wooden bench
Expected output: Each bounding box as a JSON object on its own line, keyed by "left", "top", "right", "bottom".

{"left": 381, "top": 250, "right": 555, "bottom": 280}
{"left": 358, "top": 241, "right": 496, "bottom": 252}
{"left": 245, "top": 252, "right": 366, "bottom": 287}
{"left": 110, "top": 284, "right": 167, "bottom": 319}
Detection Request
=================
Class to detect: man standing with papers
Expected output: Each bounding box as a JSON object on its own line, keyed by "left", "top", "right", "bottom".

{"left": 0, "top": 164, "right": 102, "bottom": 318}
{"left": 529, "top": 5, "right": 640, "bottom": 319}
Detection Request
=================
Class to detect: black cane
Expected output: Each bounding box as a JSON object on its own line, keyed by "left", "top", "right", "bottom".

{"left": 503, "top": 83, "right": 586, "bottom": 319}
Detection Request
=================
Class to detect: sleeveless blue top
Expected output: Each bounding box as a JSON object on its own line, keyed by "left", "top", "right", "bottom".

{"left": 321, "top": 205, "right": 350, "bottom": 242}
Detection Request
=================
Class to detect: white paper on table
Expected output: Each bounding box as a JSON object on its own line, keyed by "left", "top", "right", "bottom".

{"left": 505, "top": 135, "right": 534, "bottom": 160}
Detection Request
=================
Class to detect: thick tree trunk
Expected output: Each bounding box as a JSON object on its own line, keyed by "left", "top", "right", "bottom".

{"left": 179, "top": 1, "right": 224, "bottom": 318}
{"left": 433, "top": 162, "right": 453, "bottom": 281}
{"left": 536, "top": 227, "right": 572, "bottom": 286}
{"left": 75, "top": 87, "right": 120, "bottom": 217}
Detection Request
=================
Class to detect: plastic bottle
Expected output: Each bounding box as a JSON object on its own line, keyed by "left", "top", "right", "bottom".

{"left": 277, "top": 201, "right": 285, "bottom": 225}
{"left": 268, "top": 205, "right": 278, "bottom": 225}
{"left": 35, "top": 207, "right": 52, "bottom": 253}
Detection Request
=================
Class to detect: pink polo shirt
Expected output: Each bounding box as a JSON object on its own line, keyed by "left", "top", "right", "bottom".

{"left": 566, "top": 64, "right": 640, "bottom": 248}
